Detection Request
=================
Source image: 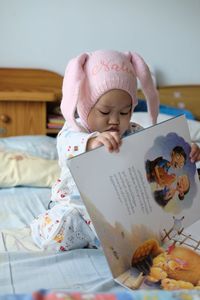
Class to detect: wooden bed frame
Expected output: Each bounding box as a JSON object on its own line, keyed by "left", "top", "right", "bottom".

{"left": 0, "top": 68, "right": 63, "bottom": 137}
{"left": 158, "top": 85, "right": 200, "bottom": 120}
{"left": 0, "top": 67, "right": 199, "bottom": 137}
{"left": 138, "top": 85, "right": 200, "bottom": 120}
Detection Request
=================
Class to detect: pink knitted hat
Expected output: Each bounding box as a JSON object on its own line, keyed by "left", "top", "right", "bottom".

{"left": 61, "top": 50, "right": 159, "bottom": 131}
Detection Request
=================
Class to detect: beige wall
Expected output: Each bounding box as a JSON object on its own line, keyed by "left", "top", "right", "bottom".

{"left": 0, "top": 0, "right": 200, "bottom": 86}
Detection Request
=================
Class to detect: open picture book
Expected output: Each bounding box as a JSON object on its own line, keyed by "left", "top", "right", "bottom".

{"left": 68, "top": 115, "right": 200, "bottom": 291}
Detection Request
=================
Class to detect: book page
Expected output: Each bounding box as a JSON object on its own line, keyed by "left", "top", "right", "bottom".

{"left": 68, "top": 115, "right": 200, "bottom": 289}
{"left": 115, "top": 225, "right": 200, "bottom": 290}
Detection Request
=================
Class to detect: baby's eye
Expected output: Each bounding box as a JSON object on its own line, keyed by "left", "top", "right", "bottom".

{"left": 120, "top": 108, "right": 131, "bottom": 115}
{"left": 99, "top": 110, "right": 110, "bottom": 115}
{"left": 120, "top": 109, "right": 131, "bottom": 115}
{"left": 120, "top": 112, "right": 129, "bottom": 115}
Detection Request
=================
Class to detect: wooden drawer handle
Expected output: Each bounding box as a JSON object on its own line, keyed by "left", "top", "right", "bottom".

{"left": 0, "top": 114, "right": 10, "bottom": 123}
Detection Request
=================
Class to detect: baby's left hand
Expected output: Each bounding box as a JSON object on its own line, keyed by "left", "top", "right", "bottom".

{"left": 190, "top": 143, "right": 200, "bottom": 163}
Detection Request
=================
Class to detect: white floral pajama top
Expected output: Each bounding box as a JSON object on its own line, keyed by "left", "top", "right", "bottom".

{"left": 30, "top": 120, "right": 142, "bottom": 251}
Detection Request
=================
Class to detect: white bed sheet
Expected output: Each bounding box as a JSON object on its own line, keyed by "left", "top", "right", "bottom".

{"left": 0, "top": 113, "right": 200, "bottom": 295}
{"left": 0, "top": 185, "right": 120, "bottom": 294}
{"left": 0, "top": 186, "right": 51, "bottom": 229}
{"left": 0, "top": 249, "right": 121, "bottom": 294}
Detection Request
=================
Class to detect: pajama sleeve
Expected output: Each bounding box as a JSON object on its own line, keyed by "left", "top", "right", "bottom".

{"left": 57, "top": 123, "right": 98, "bottom": 167}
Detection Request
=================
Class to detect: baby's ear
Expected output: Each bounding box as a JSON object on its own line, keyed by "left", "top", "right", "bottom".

{"left": 61, "top": 53, "right": 88, "bottom": 131}
{"left": 128, "top": 52, "right": 159, "bottom": 125}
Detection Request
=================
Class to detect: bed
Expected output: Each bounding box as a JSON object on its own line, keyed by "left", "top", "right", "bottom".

{"left": 1, "top": 118, "right": 200, "bottom": 298}
{"left": 0, "top": 70, "right": 200, "bottom": 298}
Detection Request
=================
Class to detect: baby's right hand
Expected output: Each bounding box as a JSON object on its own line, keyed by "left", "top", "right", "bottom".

{"left": 87, "top": 131, "right": 122, "bottom": 153}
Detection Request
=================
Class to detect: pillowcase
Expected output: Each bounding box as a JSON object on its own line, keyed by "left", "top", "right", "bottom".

{"left": 0, "top": 135, "right": 58, "bottom": 160}
{"left": 0, "top": 150, "right": 60, "bottom": 188}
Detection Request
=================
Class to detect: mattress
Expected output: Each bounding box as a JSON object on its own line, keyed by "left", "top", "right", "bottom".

{"left": 0, "top": 115, "right": 200, "bottom": 296}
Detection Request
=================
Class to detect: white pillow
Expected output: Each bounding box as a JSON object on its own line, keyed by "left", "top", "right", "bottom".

{"left": 131, "top": 112, "right": 172, "bottom": 128}
{"left": 132, "top": 112, "right": 200, "bottom": 142}
{"left": 0, "top": 135, "right": 58, "bottom": 160}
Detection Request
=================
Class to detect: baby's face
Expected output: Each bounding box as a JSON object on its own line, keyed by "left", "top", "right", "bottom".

{"left": 87, "top": 89, "right": 132, "bottom": 136}
{"left": 171, "top": 152, "right": 185, "bottom": 169}
{"left": 177, "top": 175, "right": 190, "bottom": 195}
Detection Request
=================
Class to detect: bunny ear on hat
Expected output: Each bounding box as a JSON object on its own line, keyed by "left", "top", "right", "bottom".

{"left": 60, "top": 53, "right": 88, "bottom": 131}
{"left": 127, "top": 52, "right": 159, "bottom": 125}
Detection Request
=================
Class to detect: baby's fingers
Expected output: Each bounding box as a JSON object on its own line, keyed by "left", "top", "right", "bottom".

{"left": 98, "top": 135, "right": 119, "bottom": 152}
{"left": 190, "top": 143, "right": 200, "bottom": 163}
{"left": 107, "top": 133, "right": 121, "bottom": 152}
{"left": 109, "top": 131, "right": 122, "bottom": 149}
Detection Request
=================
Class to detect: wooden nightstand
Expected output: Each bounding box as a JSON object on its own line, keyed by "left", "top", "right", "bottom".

{"left": 0, "top": 68, "right": 63, "bottom": 137}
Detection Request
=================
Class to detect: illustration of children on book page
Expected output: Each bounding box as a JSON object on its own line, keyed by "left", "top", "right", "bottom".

{"left": 144, "top": 133, "right": 197, "bottom": 214}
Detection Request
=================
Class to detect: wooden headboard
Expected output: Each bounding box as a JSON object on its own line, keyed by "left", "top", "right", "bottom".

{"left": 0, "top": 67, "right": 200, "bottom": 137}
{"left": 138, "top": 85, "right": 200, "bottom": 120}
{"left": 0, "top": 68, "right": 63, "bottom": 101}
{"left": 0, "top": 68, "right": 63, "bottom": 137}
{"left": 158, "top": 85, "right": 200, "bottom": 120}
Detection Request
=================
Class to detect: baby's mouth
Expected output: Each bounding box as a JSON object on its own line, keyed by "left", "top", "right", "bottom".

{"left": 106, "top": 127, "right": 119, "bottom": 132}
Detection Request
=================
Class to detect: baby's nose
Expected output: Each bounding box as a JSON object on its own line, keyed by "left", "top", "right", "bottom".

{"left": 109, "top": 114, "right": 120, "bottom": 124}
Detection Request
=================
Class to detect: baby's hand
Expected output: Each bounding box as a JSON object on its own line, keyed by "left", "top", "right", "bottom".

{"left": 87, "top": 131, "right": 122, "bottom": 153}
{"left": 190, "top": 143, "right": 200, "bottom": 163}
